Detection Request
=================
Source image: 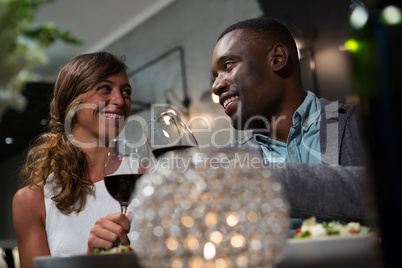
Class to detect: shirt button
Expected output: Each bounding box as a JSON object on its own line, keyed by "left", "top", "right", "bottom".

{"left": 290, "top": 148, "right": 295, "bottom": 154}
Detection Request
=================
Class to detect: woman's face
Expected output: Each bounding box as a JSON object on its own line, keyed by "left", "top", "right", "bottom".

{"left": 71, "top": 71, "right": 132, "bottom": 147}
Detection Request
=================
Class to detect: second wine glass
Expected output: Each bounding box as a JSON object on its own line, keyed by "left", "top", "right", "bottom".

{"left": 104, "top": 139, "right": 150, "bottom": 215}
{"left": 144, "top": 112, "right": 198, "bottom": 158}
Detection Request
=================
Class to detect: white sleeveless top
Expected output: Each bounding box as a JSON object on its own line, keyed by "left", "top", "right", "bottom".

{"left": 44, "top": 176, "right": 120, "bottom": 256}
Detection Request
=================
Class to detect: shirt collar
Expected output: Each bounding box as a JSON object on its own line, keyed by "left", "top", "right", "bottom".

{"left": 293, "top": 91, "right": 321, "bottom": 130}
{"left": 253, "top": 90, "right": 321, "bottom": 143}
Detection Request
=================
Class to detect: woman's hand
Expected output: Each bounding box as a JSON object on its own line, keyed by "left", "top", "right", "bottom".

{"left": 86, "top": 212, "right": 131, "bottom": 254}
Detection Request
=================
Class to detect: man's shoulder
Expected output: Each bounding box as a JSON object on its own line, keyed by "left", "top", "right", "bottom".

{"left": 319, "top": 98, "right": 357, "bottom": 117}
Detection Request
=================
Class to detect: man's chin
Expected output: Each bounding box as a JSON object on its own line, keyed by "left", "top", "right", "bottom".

{"left": 230, "top": 117, "right": 246, "bottom": 130}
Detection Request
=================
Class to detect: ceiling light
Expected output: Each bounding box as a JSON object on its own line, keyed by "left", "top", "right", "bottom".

{"left": 381, "top": 5, "right": 402, "bottom": 25}
{"left": 350, "top": 6, "right": 369, "bottom": 29}
{"left": 5, "top": 137, "right": 14, "bottom": 145}
{"left": 344, "top": 39, "right": 360, "bottom": 52}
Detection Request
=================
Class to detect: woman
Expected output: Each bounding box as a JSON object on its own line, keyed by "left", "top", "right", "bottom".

{"left": 12, "top": 52, "right": 132, "bottom": 267}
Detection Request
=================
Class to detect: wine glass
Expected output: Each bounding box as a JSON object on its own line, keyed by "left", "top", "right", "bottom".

{"left": 144, "top": 112, "right": 198, "bottom": 158}
{"left": 104, "top": 138, "right": 150, "bottom": 215}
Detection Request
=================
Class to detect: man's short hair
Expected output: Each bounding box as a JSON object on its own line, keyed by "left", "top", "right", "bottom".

{"left": 218, "top": 17, "right": 298, "bottom": 57}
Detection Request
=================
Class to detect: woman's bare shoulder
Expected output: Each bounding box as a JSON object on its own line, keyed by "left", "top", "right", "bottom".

{"left": 13, "top": 185, "right": 44, "bottom": 204}
{"left": 13, "top": 185, "right": 46, "bottom": 220}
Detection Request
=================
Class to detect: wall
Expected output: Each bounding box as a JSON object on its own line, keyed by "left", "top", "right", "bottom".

{"left": 105, "top": 0, "right": 262, "bottom": 147}
{"left": 0, "top": 152, "right": 25, "bottom": 239}
{"left": 105, "top": 0, "right": 355, "bottom": 148}
{"left": 259, "top": 0, "right": 354, "bottom": 102}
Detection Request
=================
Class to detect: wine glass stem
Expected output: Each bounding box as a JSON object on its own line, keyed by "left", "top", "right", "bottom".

{"left": 121, "top": 205, "right": 128, "bottom": 215}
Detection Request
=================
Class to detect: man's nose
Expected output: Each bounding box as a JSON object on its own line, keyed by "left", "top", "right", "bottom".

{"left": 211, "top": 74, "right": 228, "bottom": 95}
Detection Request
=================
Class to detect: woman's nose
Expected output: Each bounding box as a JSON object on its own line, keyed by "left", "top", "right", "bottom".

{"left": 110, "top": 89, "right": 124, "bottom": 106}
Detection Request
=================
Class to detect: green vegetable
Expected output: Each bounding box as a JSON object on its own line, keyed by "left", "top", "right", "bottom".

{"left": 93, "top": 245, "right": 134, "bottom": 255}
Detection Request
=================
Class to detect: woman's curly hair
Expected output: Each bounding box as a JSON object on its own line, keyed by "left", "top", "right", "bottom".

{"left": 20, "top": 52, "right": 128, "bottom": 213}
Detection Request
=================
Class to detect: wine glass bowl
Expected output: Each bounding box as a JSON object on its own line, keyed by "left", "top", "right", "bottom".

{"left": 104, "top": 139, "right": 150, "bottom": 214}
{"left": 144, "top": 112, "right": 198, "bottom": 158}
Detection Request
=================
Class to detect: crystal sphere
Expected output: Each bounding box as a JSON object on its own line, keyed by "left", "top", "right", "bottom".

{"left": 128, "top": 148, "right": 289, "bottom": 268}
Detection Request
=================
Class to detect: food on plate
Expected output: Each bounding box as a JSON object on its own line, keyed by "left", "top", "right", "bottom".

{"left": 93, "top": 244, "right": 134, "bottom": 255}
{"left": 294, "top": 217, "right": 370, "bottom": 239}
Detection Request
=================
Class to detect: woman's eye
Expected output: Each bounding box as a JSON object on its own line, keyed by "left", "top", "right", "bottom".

{"left": 123, "top": 89, "right": 132, "bottom": 97}
{"left": 98, "top": 85, "right": 111, "bottom": 91}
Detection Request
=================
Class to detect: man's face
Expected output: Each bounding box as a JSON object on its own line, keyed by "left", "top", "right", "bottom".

{"left": 211, "top": 29, "right": 283, "bottom": 130}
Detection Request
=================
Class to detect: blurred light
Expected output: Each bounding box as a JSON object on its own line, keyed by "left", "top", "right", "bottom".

{"left": 153, "top": 226, "right": 164, "bottom": 237}
{"left": 163, "top": 115, "right": 172, "bottom": 125}
{"left": 212, "top": 92, "right": 219, "bottom": 104}
{"left": 274, "top": 197, "right": 284, "bottom": 207}
{"left": 250, "top": 239, "right": 262, "bottom": 250}
{"left": 215, "top": 258, "right": 232, "bottom": 268}
{"left": 236, "top": 254, "right": 249, "bottom": 267}
{"left": 295, "top": 38, "right": 313, "bottom": 59}
{"left": 40, "top": 118, "right": 48, "bottom": 125}
{"left": 5, "top": 137, "right": 14, "bottom": 144}
{"left": 181, "top": 215, "right": 194, "bottom": 228}
{"left": 170, "top": 258, "right": 183, "bottom": 268}
{"left": 161, "top": 217, "right": 171, "bottom": 228}
{"left": 226, "top": 212, "right": 239, "bottom": 227}
{"left": 184, "top": 235, "right": 199, "bottom": 250}
{"left": 166, "top": 236, "right": 179, "bottom": 251}
{"left": 189, "top": 256, "right": 204, "bottom": 267}
{"left": 203, "top": 242, "right": 216, "bottom": 260}
{"left": 382, "top": 5, "right": 402, "bottom": 25}
{"left": 344, "top": 39, "right": 360, "bottom": 52}
{"left": 205, "top": 212, "right": 219, "bottom": 227}
{"left": 350, "top": 6, "right": 369, "bottom": 29}
{"left": 210, "top": 231, "right": 223, "bottom": 244}
{"left": 247, "top": 211, "right": 258, "bottom": 223}
{"left": 166, "top": 109, "right": 178, "bottom": 115}
{"left": 309, "top": 58, "right": 316, "bottom": 71}
{"left": 231, "top": 233, "right": 246, "bottom": 248}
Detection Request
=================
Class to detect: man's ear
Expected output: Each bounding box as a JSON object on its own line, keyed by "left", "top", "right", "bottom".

{"left": 269, "top": 43, "right": 288, "bottom": 72}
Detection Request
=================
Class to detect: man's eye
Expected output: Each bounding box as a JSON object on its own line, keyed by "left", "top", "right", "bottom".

{"left": 224, "top": 61, "right": 234, "bottom": 69}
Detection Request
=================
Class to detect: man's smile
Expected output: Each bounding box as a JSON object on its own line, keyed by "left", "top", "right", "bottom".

{"left": 223, "top": 95, "right": 239, "bottom": 109}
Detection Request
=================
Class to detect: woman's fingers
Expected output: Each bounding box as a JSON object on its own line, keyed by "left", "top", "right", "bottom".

{"left": 87, "top": 213, "right": 131, "bottom": 253}
{"left": 106, "top": 213, "right": 131, "bottom": 232}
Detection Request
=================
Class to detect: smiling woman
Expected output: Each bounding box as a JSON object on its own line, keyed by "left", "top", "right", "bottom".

{"left": 12, "top": 52, "right": 133, "bottom": 268}
{"left": 71, "top": 71, "right": 132, "bottom": 148}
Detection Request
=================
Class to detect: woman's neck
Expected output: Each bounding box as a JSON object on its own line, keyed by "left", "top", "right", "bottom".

{"left": 82, "top": 146, "right": 107, "bottom": 183}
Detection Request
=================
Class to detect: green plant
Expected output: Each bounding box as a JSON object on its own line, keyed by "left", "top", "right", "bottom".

{"left": 0, "top": 0, "right": 81, "bottom": 119}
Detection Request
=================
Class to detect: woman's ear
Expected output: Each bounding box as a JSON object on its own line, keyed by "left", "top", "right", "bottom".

{"left": 269, "top": 43, "right": 288, "bottom": 72}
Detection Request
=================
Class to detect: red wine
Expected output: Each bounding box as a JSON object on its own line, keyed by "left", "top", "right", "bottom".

{"left": 152, "top": 145, "right": 192, "bottom": 158}
{"left": 104, "top": 174, "right": 142, "bottom": 205}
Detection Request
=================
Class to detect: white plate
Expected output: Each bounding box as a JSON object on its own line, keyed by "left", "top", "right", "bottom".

{"left": 33, "top": 253, "right": 140, "bottom": 268}
{"left": 33, "top": 236, "right": 380, "bottom": 268}
{"left": 277, "top": 235, "right": 380, "bottom": 267}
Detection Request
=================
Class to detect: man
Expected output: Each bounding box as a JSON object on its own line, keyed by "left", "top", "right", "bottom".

{"left": 211, "top": 17, "right": 368, "bottom": 224}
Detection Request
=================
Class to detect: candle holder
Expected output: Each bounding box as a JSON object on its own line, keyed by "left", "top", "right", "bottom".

{"left": 129, "top": 148, "right": 289, "bottom": 268}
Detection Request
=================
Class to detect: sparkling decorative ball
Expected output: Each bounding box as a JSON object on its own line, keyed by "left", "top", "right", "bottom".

{"left": 128, "top": 148, "right": 289, "bottom": 268}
